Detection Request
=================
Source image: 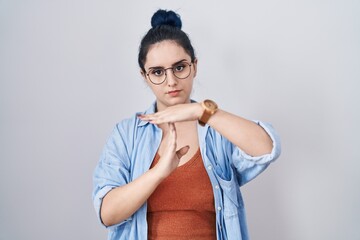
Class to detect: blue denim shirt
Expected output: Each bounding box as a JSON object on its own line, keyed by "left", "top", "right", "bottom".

{"left": 92, "top": 101, "right": 281, "bottom": 240}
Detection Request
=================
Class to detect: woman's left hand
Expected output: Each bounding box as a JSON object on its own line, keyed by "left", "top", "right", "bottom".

{"left": 138, "top": 103, "right": 202, "bottom": 124}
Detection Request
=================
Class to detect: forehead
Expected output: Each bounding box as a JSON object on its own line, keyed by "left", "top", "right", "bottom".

{"left": 145, "top": 40, "right": 190, "bottom": 68}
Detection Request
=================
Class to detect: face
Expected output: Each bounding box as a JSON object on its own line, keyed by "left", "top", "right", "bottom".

{"left": 141, "top": 40, "right": 197, "bottom": 111}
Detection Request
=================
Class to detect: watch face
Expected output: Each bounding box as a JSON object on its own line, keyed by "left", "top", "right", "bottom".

{"left": 204, "top": 99, "right": 218, "bottom": 111}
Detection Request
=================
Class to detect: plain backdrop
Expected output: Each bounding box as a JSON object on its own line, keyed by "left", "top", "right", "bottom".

{"left": 1, "top": 0, "right": 359, "bottom": 239}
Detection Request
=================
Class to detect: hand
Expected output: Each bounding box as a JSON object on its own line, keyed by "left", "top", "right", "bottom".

{"left": 153, "top": 122, "right": 189, "bottom": 178}
{"left": 138, "top": 103, "right": 202, "bottom": 124}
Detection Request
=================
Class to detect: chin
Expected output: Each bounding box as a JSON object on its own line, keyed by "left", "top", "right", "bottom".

{"left": 170, "top": 97, "right": 190, "bottom": 105}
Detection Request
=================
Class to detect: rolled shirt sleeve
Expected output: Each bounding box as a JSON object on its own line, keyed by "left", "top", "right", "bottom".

{"left": 230, "top": 120, "right": 281, "bottom": 186}
{"left": 92, "top": 124, "right": 132, "bottom": 228}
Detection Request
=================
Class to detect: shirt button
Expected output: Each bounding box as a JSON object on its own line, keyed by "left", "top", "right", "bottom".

{"left": 217, "top": 206, "right": 222, "bottom": 211}
{"left": 215, "top": 185, "right": 219, "bottom": 189}
{"left": 207, "top": 165, "right": 212, "bottom": 170}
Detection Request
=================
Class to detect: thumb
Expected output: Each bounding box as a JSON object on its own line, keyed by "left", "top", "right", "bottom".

{"left": 176, "top": 145, "right": 190, "bottom": 159}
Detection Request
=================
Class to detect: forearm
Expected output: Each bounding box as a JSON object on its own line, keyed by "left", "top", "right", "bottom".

{"left": 101, "top": 165, "right": 165, "bottom": 226}
{"left": 137, "top": 102, "right": 274, "bottom": 157}
{"left": 207, "top": 109, "right": 273, "bottom": 156}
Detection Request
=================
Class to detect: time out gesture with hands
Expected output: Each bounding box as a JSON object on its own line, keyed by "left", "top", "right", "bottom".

{"left": 139, "top": 100, "right": 274, "bottom": 157}
{"left": 153, "top": 122, "right": 190, "bottom": 179}
{"left": 138, "top": 103, "right": 201, "bottom": 177}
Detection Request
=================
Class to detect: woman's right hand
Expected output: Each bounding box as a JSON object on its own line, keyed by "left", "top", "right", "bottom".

{"left": 154, "top": 122, "right": 189, "bottom": 179}
{"left": 101, "top": 122, "right": 189, "bottom": 226}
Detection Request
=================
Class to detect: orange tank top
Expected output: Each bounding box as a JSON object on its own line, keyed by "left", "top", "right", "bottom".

{"left": 147, "top": 148, "right": 216, "bottom": 240}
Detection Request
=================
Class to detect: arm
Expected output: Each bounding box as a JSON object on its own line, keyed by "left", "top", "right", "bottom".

{"left": 207, "top": 109, "right": 273, "bottom": 156}
{"left": 101, "top": 165, "right": 164, "bottom": 226}
{"left": 138, "top": 102, "right": 273, "bottom": 157}
{"left": 99, "top": 123, "right": 189, "bottom": 226}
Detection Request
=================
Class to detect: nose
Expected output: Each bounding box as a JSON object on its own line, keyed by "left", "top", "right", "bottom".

{"left": 165, "top": 69, "right": 178, "bottom": 86}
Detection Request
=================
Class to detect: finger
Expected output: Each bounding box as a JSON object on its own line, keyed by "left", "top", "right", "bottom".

{"left": 176, "top": 145, "right": 190, "bottom": 159}
{"left": 137, "top": 113, "right": 154, "bottom": 121}
{"left": 167, "top": 122, "right": 177, "bottom": 149}
{"left": 138, "top": 113, "right": 168, "bottom": 124}
{"left": 168, "top": 122, "right": 176, "bottom": 135}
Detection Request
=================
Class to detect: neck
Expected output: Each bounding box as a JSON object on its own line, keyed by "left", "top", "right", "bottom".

{"left": 155, "top": 99, "right": 192, "bottom": 112}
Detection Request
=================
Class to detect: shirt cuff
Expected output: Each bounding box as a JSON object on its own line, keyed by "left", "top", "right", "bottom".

{"left": 93, "top": 186, "right": 132, "bottom": 230}
{"left": 237, "top": 120, "right": 281, "bottom": 165}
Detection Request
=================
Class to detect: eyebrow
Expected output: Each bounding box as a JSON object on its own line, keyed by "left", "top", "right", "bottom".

{"left": 148, "top": 59, "right": 189, "bottom": 70}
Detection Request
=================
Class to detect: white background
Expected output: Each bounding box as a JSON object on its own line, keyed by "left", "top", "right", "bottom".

{"left": 1, "top": 0, "right": 359, "bottom": 239}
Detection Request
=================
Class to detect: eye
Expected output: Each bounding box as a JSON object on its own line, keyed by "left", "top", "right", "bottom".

{"left": 174, "top": 64, "right": 185, "bottom": 72}
{"left": 150, "top": 69, "right": 164, "bottom": 76}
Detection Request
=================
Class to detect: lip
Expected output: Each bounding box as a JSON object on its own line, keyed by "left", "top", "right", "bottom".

{"left": 167, "top": 90, "right": 181, "bottom": 97}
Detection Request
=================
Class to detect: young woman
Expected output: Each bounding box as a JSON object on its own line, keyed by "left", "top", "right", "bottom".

{"left": 93, "top": 9, "right": 281, "bottom": 240}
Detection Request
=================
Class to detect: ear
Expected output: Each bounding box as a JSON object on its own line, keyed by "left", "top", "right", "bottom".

{"left": 140, "top": 69, "right": 147, "bottom": 81}
{"left": 192, "top": 58, "right": 198, "bottom": 78}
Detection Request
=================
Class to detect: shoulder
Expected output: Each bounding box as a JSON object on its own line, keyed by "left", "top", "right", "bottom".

{"left": 115, "top": 114, "right": 138, "bottom": 131}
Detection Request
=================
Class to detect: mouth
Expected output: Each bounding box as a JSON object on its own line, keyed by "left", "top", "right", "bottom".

{"left": 167, "top": 90, "right": 181, "bottom": 97}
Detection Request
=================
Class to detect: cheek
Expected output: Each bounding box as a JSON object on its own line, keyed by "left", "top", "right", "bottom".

{"left": 149, "top": 85, "right": 162, "bottom": 96}
{"left": 187, "top": 76, "right": 195, "bottom": 87}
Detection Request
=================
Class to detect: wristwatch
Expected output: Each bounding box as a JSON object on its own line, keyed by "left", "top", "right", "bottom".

{"left": 198, "top": 99, "right": 218, "bottom": 126}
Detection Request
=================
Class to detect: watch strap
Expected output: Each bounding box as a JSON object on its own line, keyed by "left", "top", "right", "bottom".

{"left": 198, "top": 100, "right": 217, "bottom": 126}
{"left": 198, "top": 110, "right": 211, "bottom": 126}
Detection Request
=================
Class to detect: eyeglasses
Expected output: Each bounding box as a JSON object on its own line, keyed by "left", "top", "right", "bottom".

{"left": 146, "top": 62, "right": 192, "bottom": 85}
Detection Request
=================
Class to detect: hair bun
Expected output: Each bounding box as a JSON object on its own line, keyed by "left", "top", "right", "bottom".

{"left": 151, "top": 9, "right": 182, "bottom": 29}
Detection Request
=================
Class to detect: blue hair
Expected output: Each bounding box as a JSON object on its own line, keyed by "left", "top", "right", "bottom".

{"left": 151, "top": 9, "right": 182, "bottom": 29}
